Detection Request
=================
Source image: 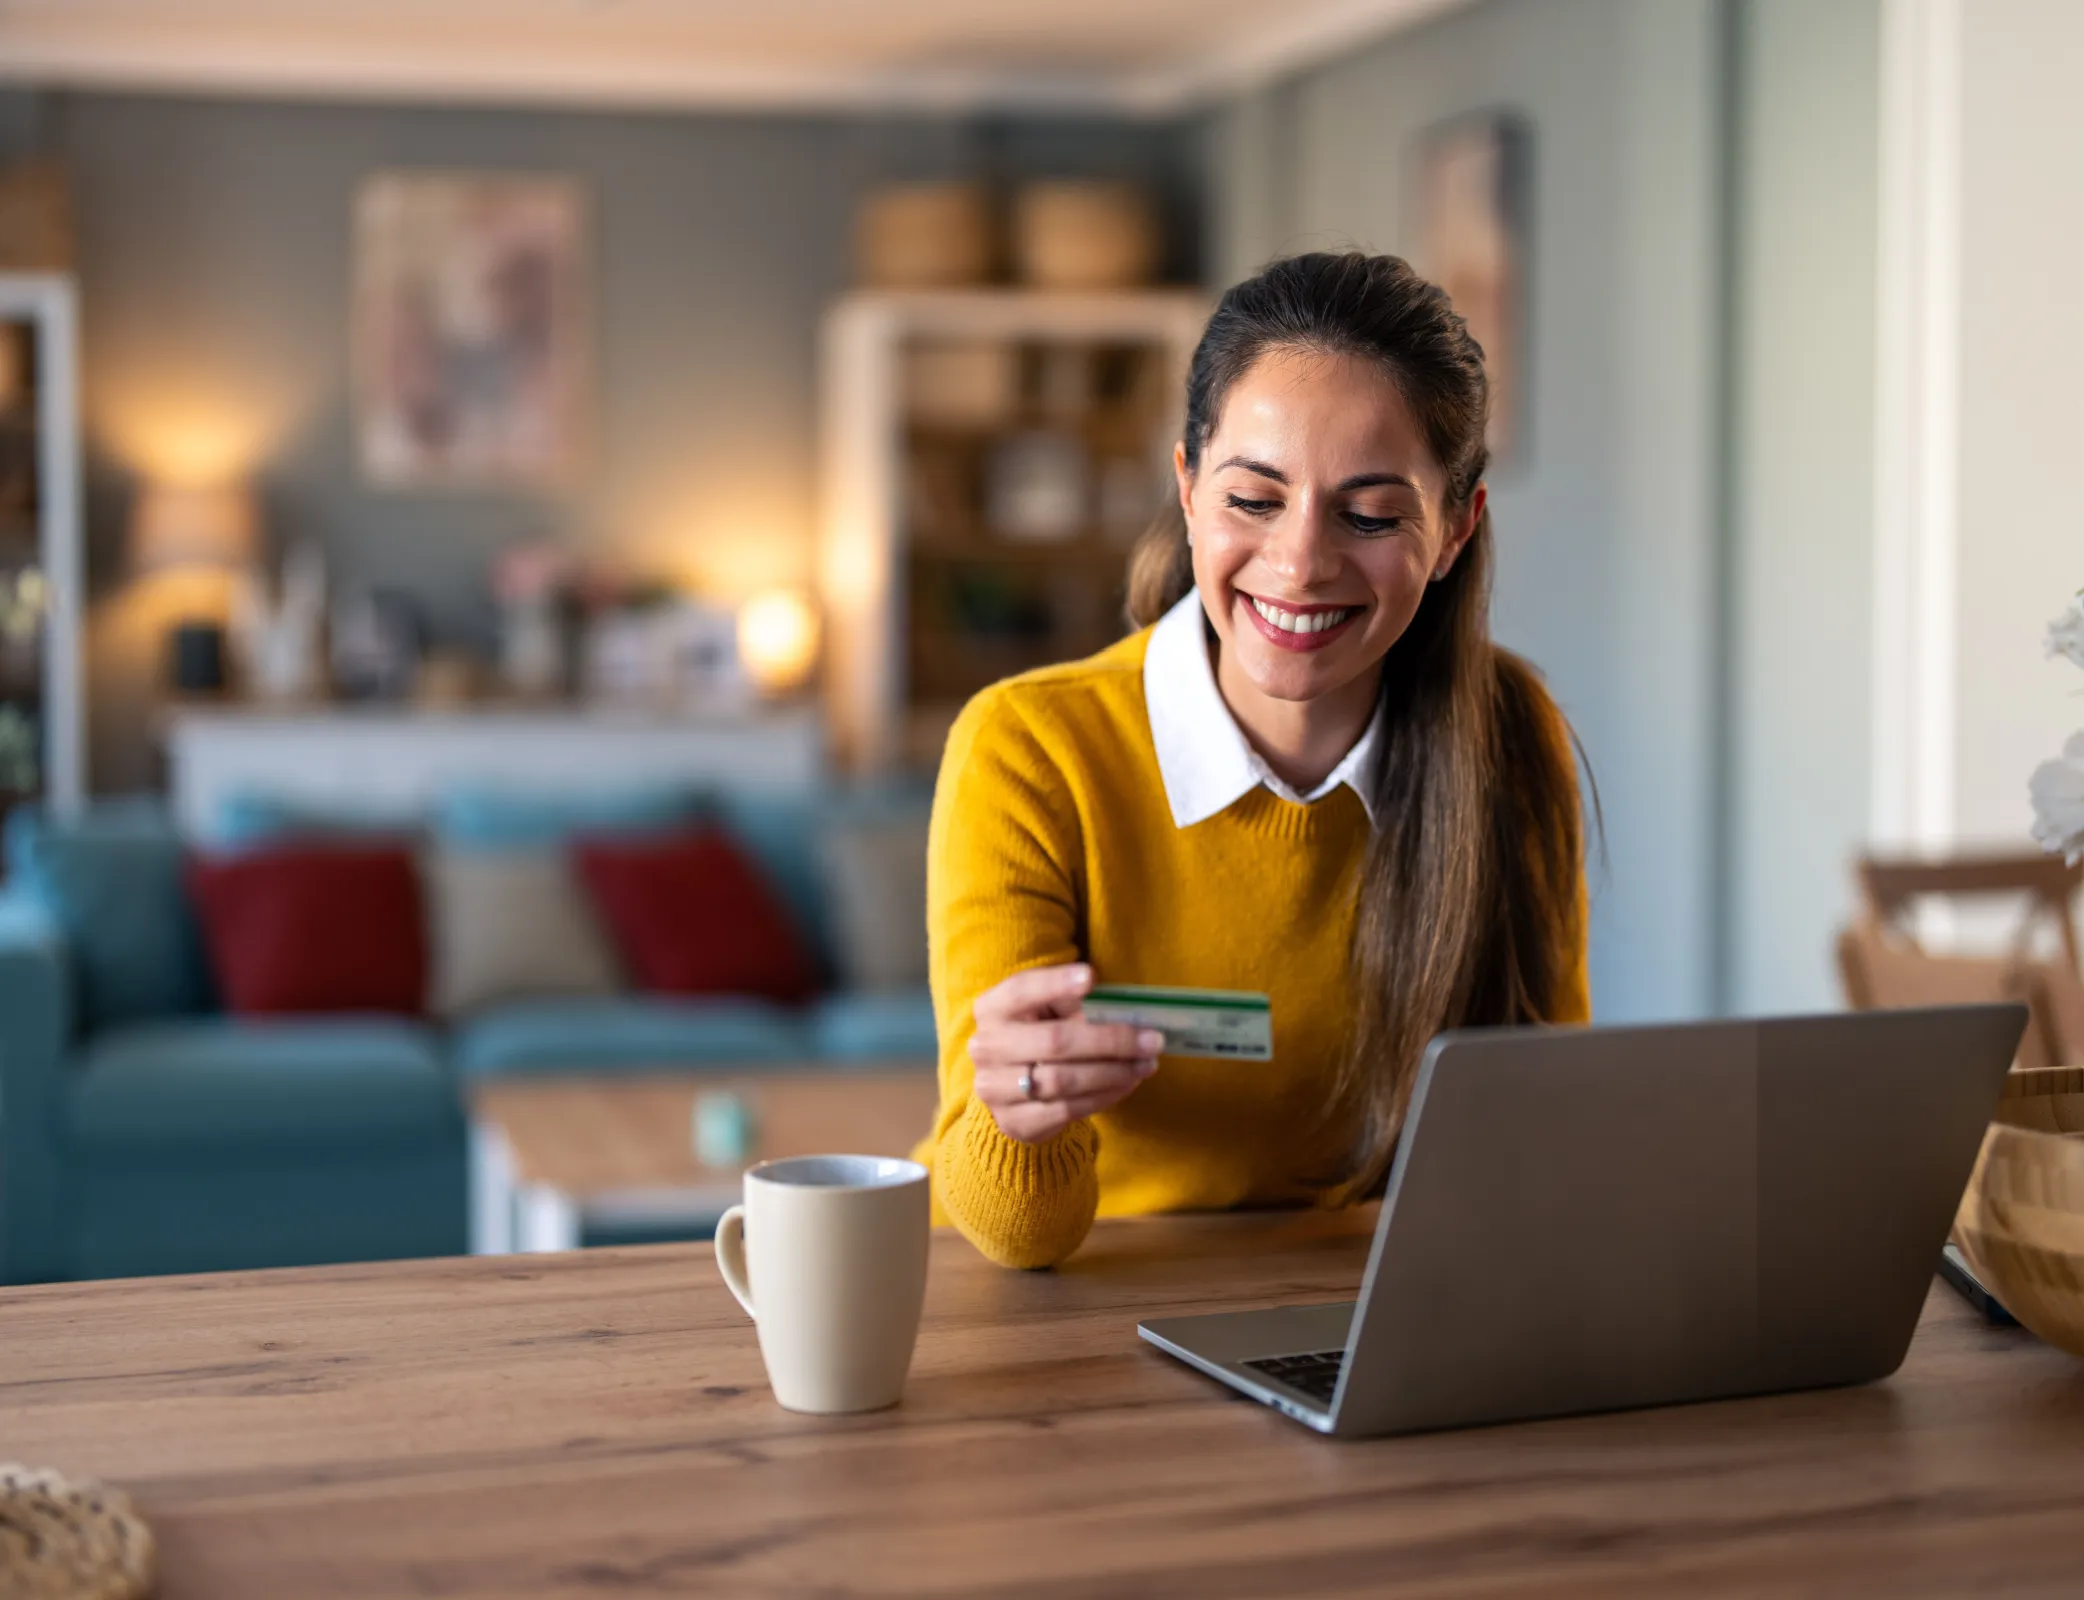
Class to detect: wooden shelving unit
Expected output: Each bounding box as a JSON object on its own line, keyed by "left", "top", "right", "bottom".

{"left": 0, "top": 276, "right": 82, "bottom": 825}
{"left": 817, "top": 288, "right": 1205, "bottom": 773}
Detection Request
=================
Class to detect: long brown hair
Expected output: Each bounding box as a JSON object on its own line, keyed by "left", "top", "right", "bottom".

{"left": 1128, "top": 251, "right": 1587, "bottom": 1197}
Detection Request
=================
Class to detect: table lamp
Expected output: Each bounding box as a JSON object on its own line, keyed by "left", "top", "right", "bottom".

{"left": 737, "top": 588, "right": 821, "bottom": 697}
{"left": 130, "top": 481, "right": 259, "bottom": 694}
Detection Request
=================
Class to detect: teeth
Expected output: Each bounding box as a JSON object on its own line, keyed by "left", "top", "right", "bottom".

{"left": 1251, "top": 598, "right": 1355, "bottom": 635}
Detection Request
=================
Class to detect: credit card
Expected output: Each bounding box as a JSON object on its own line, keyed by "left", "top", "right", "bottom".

{"left": 1082, "top": 985, "right": 1273, "bottom": 1061}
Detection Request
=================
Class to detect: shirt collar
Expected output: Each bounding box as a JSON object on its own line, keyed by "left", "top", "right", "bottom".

{"left": 1143, "top": 588, "right": 1382, "bottom": 829}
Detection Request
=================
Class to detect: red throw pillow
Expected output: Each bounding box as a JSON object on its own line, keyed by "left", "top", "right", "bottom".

{"left": 186, "top": 845, "right": 427, "bottom": 1016}
{"left": 573, "top": 827, "right": 815, "bottom": 1003}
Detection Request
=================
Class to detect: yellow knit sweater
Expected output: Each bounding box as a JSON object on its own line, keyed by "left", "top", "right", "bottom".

{"left": 918, "top": 626, "right": 1589, "bottom": 1269}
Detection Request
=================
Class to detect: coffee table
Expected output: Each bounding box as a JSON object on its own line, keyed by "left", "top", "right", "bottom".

{"left": 467, "top": 1066, "right": 940, "bottom": 1253}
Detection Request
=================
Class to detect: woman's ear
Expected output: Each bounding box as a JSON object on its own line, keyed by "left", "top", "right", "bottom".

{"left": 1173, "top": 440, "right": 1195, "bottom": 546}
{"left": 1432, "top": 482, "right": 1487, "bottom": 581}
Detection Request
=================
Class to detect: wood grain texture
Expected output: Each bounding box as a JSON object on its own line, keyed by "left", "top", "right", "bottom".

{"left": 469, "top": 1068, "right": 938, "bottom": 1192}
{"left": 1, "top": 1212, "right": 2082, "bottom": 1598}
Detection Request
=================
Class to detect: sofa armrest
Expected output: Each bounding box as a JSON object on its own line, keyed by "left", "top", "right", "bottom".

{"left": 0, "top": 892, "right": 74, "bottom": 1282}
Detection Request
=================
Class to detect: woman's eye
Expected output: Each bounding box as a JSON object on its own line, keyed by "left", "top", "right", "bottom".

{"left": 1224, "top": 493, "right": 1279, "bottom": 516}
{"left": 1346, "top": 513, "right": 1403, "bottom": 536}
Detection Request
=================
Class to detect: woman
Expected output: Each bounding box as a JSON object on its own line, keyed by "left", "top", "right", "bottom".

{"left": 919, "top": 252, "right": 1589, "bottom": 1269}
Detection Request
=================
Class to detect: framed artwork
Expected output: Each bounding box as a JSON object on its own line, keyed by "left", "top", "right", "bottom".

{"left": 353, "top": 172, "right": 588, "bottom": 489}
{"left": 1414, "top": 114, "right": 1530, "bottom": 466}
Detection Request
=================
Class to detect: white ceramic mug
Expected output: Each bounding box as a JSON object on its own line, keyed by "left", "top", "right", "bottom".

{"left": 713, "top": 1154, "right": 930, "bottom": 1414}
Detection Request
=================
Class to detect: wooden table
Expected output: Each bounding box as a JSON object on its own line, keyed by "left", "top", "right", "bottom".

{"left": 468, "top": 1067, "right": 938, "bottom": 1252}
{"left": 2, "top": 1210, "right": 2083, "bottom": 1597}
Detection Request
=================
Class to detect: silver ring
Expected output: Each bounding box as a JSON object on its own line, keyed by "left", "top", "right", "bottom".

{"left": 1018, "top": 1068, "right": 1037, "bottom": 1101}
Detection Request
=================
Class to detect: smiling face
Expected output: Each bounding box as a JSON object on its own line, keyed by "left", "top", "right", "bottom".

{"left": 1177, "top": 345, "right": 1482, "bottom": 715}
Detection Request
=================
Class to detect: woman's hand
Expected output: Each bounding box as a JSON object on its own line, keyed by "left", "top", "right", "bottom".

{"left": 970, "top": 963, "right": 1163, "bottom": 1143}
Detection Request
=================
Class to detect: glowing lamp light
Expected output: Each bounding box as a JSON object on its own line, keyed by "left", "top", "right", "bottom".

{"left": 737, "top": 588, "right": 822, "bottom": 695}
{"left": 125, "top": 480, "right": 263, "bottom": 698}
{"left": 130, "top": 482, "right": 260, "bottom": 576}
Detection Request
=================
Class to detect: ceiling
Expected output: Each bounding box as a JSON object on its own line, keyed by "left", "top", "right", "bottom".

{"left": 0, "top": 0, "right": 1474, "bottom": 116}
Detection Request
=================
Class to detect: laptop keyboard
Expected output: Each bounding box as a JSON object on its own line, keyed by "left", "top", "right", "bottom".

{"left": 1242, "top": 1348, "right": 1346, "bottom": 1404}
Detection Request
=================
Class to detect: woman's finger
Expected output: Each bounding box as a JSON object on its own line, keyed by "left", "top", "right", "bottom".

{"left": 970, "top": 1017, "right": 1163, "bottom": 1067}
{"left": 986, "top": 1077, "right": 1153, "bottom": 1144}
{"left": 972, "top": 963, "right": 1092, "bottom": 1026}
{"left": 974, "top": 1059, "right": 1155, "bottom": 1108}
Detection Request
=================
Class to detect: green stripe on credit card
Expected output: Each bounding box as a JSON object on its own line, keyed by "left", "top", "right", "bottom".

{"left": 1083, "top": 985, "right": 1274, "bottom": 1061}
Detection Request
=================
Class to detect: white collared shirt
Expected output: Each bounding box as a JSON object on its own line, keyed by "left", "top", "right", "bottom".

{"left": 1143, "top": 588, "right": 1383, "bottom": 830}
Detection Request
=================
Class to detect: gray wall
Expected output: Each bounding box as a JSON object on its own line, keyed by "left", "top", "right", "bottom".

{"left": 0, "top": 90, "right": 1201, "bottom": 788}
{"left": 7, "top": 6, "right": 1900, "bottom": 1017}
{"left": 1204, "top": 0, "right": 1727, "bottom": 1024}
{"left": 1726, "top": 0, "right": 1882, "bottom": 1012}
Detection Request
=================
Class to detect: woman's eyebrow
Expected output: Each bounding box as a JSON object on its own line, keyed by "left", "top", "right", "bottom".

{"left": 1338, "top": 471, "right": 1419, "bottom": 493}
{"left": 1212, "top": 458, "right": 1420, "bottom": 495}
{"left": 1214, "top": 455, "right": 1288, "bottom": 482}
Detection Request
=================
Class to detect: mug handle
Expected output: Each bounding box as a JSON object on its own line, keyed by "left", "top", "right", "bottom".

{"left": 714, "top": 1204, "right": 756, "bottom": 1319}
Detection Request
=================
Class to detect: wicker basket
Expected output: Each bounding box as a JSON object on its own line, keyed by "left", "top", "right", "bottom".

{"left": 1011, "top": 181, "right": 1158, "bottom": 290}
{"left": 0, "top": 1464, "right": 154, "bottom": 1599}
{"left": 1954, "top": 1066, "right": 2084, "bottom": 1361}
{"left": 854, "top": 182, "right": 994, "bottom": 289}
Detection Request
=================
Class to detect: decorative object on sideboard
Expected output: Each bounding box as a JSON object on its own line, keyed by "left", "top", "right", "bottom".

{"left": 1415, "top": 111, "right": 1531, "bottom": 467}
{"left": 737, "top": 587, "right": 821, "bottom": 698}
{"left": 0, "top": 162, "right": 74, "bottom": 272}
{"left": 1010, "top": 180, "right": 1158, "bottom": 290}
{"left": 492, "top": 541, "right": 574, "bottom": 701}
{"left": 330, "top": 586, "right": 424, "bottom": 701}
{"left": 130, "top": 479, "right": 260, "bottom": 695}
{"left": 232, "top": 540, "right": 327, "bottom": 703}
{"left": 672, "top": 600, "right": 751, "bottom": 711}
{"left": 354, "top": 171, "right": 588, "bottom": 489}
{"left": 579, "top": 602, "right": 659, "bottom": 704}
{"left": 854, "top": 182, "right": 993, "bottom": 289}
{"left": 167, "top": 620, "right": 225, "bottom": 695}
{"left": 2031, "top": 588, "right": 2084, "bottom": 864}
{"left": 413, "top": 651, "right": 482, "bottom": 709}
{"left": 582, "top": 587, "right": 741, "bottom": 710}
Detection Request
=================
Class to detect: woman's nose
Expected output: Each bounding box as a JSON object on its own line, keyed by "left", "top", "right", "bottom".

{"left": 1259, "top": 501, "right": 1341, "bottom": 588}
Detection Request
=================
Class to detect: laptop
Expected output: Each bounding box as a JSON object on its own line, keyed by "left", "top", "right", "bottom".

{"left": 1139, "top": 1004, "right": 2026, "bottom": 1438}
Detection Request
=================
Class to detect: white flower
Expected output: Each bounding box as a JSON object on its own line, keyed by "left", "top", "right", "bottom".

{"left": 2031, "top": 730, "right": 2084, "bottom": 864}
{"left": 2048, "top": 593, "right": 2084, "bottom": 671}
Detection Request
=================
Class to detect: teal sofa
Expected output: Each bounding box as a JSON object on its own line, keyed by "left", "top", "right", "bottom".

{"left": 0, "top": 794, "right": 936, "bottom": 1282}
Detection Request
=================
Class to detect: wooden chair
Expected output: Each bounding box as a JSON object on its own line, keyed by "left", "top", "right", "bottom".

{"left": 1837, "top": 852, "right": 2084, "bottom": 1068}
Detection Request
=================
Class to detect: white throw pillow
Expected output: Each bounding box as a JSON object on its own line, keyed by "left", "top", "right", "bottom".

{"left": 426, "top": 847, "right": 621, "bottom": 1018}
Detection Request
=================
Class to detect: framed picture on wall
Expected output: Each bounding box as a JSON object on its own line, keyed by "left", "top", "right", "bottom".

{"left": 1414, "top": 113, "right": 1530, "bottom": 467}
{"left": 353, "top": 172, "right": 588, "bottom": 489}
